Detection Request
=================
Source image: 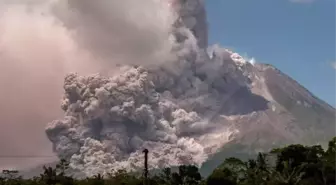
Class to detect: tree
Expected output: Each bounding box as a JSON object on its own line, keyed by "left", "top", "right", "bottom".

{"left": 319, "top": 137, "right": 336, "bottom": 185}
{"left": 40, "top": 159, "right": 74, "bottom": 185}
{"left": 41, "top": 166, "right": 58, "bottom": 185}
{"left": 217, "top": 157, "right": 247, "bottom": 184}
{"left": 56, "top": 159, "right": 70, "bottom": 176}
{"left": 0, "top": 138, "right": 334, "bottom": 185}
{"left": 106, "top": 169, "right": 142, "bottom": 185}
{"left": 271, "top": 161, "right": 306, "bottom": 185}
{"left": 241, "top": 153, "right": 272, "bottom": 185}
{"left": 178, "top": 165, "right": 202, "bottom": 185}
{"left": 85, "top": 174, "right": 105, "bottom": 185}
{"left": 206, "top": 168, "right": 237, "bottom": 185}
{"left": 157, "top": 168, "right": 173, "bottom": 185}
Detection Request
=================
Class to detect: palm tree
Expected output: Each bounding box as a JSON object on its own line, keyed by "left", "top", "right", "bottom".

{"left": 271, "top": 161, "right": 306, "bottom": 185}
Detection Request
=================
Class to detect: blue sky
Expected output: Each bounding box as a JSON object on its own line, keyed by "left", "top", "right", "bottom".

{"left": 205, "top": 0, "right": 335, "bottom": 107}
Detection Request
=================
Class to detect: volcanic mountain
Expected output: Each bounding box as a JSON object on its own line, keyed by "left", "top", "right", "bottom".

{"left": 199, "top": 53, "right": 335, "bottom": 175}
{"left": 40, "top": 0, "right": 335, "bottom": 177}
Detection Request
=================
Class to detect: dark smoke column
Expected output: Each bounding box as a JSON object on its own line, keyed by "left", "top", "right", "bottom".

{"left": 171, "top": 0, "right": 208, "bottom": 48}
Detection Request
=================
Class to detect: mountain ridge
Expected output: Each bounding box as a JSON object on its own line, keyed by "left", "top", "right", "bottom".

{"left": 198, "top": 59, "right": 335, "bottom": 176}
{"left": 20, "top": 58, "right": 335, "bottom": 178}
{"left": 21, "top": 0, "right": 336, "bottom": 177}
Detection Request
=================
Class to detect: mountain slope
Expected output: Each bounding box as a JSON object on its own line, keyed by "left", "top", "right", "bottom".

{"left": 40, "top": 0, "right": 335, "bottom": 177}
{"left": 200, "top": 61, "right": 335, "bottom": 176}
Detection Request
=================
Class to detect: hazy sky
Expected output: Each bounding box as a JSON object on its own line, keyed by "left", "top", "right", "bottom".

{"left": 206, "top": 0, "right": 335, "bottom": 106}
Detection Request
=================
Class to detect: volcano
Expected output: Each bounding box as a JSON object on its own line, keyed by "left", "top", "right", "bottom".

{"left": 40, "top": 0, "right": 336, "bottom": 177}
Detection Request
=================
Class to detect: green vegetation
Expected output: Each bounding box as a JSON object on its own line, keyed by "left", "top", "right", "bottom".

{"left": 1, "top": 137, "right": 335, "bottom": 185}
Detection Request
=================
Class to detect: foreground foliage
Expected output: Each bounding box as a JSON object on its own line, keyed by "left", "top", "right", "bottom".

{"left": 1, "top": 137, "right": 335, "bottom": 185}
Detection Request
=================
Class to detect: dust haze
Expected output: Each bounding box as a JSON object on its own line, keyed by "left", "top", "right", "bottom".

{"left": 0, "top": 0, "right": 176, "bottom": 169}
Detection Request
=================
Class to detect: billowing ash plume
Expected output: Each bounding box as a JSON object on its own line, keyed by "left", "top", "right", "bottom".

{"left": 0, "top": 0, "right": 186, "bottom": 169}
{"left": 45, "top": 0, "right": 255, "bottom": 176}
{"left": 51, "top": 0, "right": 177, "bottom": 67}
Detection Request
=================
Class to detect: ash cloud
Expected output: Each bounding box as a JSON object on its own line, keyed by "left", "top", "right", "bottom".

{"left": 45, "top": 0, "right": 253, "bottom": 176}
{"left": 51, "top": 0, "right": 177, "bottom": 67}
{"left": 0, "top": 0, "right": 179, "bottom": 169}
{"left": 0, "top": 0, "right": 251, "bottom": 175}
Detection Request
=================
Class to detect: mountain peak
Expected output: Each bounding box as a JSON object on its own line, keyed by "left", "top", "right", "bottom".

{"left": 42, "top": 0, "right": 335, "bottom": 177}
